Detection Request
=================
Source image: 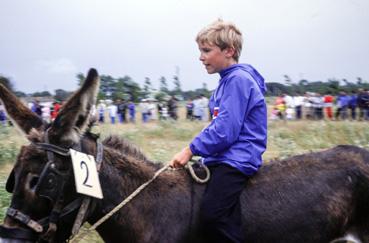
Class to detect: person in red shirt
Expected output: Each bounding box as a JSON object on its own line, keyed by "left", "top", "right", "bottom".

{"left": 51, "top": 101, "right": 61, "bottom": 121}
{"left": 324, "top": 92, "right": 334, "bottom": 120}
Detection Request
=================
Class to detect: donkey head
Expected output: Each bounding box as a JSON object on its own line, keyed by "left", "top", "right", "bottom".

{"left": 0, "top": 69, "right": 99, "bottom": 243}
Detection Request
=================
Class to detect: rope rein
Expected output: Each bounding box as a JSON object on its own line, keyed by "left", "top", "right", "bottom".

{"left": 70, "top": 161, "right": 210, "bottom": 242}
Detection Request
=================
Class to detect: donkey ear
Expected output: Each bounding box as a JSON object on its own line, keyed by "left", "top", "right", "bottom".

{"left": 49, "top": 68, "right": 99, "bottom": 144}
{"left": 0, "top": 84, "right": 44, "bottom": 135}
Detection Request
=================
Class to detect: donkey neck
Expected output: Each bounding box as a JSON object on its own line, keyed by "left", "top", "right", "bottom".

{"left": 88, "top": 147, "right": 196, "bottom": 243}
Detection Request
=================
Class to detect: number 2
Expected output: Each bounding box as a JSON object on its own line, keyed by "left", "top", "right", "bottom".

{"left": 80, "top": 161, "right": 92, "bottom": 188}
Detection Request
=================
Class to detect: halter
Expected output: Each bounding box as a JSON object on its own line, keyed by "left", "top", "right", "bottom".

{"left": 0, "top": 128, "right": 103, "bottom": 242}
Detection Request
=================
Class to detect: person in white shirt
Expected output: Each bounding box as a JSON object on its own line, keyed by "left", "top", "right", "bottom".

{"left": 293, "top": 94, "right": 304, "bottom": 120}
{"left": 108, "top": 102, "right": 117, "bottom": 124}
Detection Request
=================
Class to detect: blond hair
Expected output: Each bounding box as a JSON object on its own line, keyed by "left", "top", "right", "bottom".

{"left": 196, "top": 19, "right": 243, "bottom": 61}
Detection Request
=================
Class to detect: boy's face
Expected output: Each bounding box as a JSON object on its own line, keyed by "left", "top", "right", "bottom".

{"left": 198, "top": 41, "right": 236, "bottom": 74}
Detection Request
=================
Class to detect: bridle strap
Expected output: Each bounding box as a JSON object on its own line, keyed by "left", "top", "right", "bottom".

{"left": 6, "top": 208, "right": 43, "bottom": 233}
{"left": 33, "top": 142, "right": 70, "bottom": 156}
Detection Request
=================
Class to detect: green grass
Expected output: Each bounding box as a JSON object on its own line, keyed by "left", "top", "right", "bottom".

{"left": 0, "top": 118, "right": 368, "bottom": 242}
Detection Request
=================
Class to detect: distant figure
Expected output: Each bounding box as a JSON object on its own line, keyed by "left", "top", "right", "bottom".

{"left": 140, "top": 99, "right": 149, "bottom": 123}
{"left": 167, "top": 96, "right": 178, "bottom": 120}
{"left": 50, "top": 101, "right": 61, "bottom": 121}
{"left": 312, "top": 93, "right": 324, "bottom": 120}
{"left": 293, "top": 94, "right": 304, "bottom": 120}
{"left": 41, "top": 104, "right": 51, "bottom": 123}
{"left": 148, "top": 100, "right": 157, "bottom": 120}
{"left": 186, "top": 99, "right": 194, "bottom": 120}
{"left": 193, "top": 96, "right": 203, "bottom": 120}
{"left": 324, "top": 92, "right": 334, "bottom": 120}
{"left": 128, "top": 101, "right": 136, "bottom": 123}
{"left": 97, "top": 100, "right": 106, "bottom": 123}
{"left": 200, "top": 94, "right": 209, "bottom": 121}
{"left": 348, "top": 91, "right": 358, "bottom": 120}
{"left": 108, "top": 102, "right": 117, "bottom": 124}
{"left": 357, "top": 88, "right": 369, "bottom": 121}
{"left": 274, "top": 95, "right": 286, "bottom": 120}
{"left": 335, "top": 92, "right": 349, "bottom": 120}
{"left": 117, "top": 99, "right": 127, "bottom": 123}
{"left": 32, "top": 100, "right": 42, "bottom": 117}
{"left": 0, "top": 103, "right": 6, "bottom": 126}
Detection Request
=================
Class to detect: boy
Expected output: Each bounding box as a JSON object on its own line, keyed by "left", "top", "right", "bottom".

{"left": 170, "top": 19, "right": 267, "bottom": 243}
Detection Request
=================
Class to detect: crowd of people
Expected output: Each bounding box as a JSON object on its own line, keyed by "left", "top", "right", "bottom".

{"left": 1, "top": 89, "right": 368, "bottom": 127}
{"left": 271, "top": 89, "right": 369, "bottom": 121}
{"left": 95, "top": 95, "right": 180, "bottom": 124}
{"left": 185, "top": 94, "right": 210, "bottom": 121}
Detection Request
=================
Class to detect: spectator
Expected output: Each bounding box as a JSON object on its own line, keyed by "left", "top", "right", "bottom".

{"left": 200, "top": 94, "right": 209, "bottom": 121}
{"left": 41, "top": 103, "right": 51, "bottom": 123}
{"left": 108, "top": 101, "right": 117, "bottom": 124}
{"left": 335, "top": 92, "right": 349, "bottom": 120}
{"left": 0, "top": 102, "right": 6, "bottom": 126}
{"left": 32, "top": 100, "right": 42, "bottom": 117}
{"left": 97, "top": 100, "right": 106, "bottom": 123}
{"left": 51, "top": 101, "right": 61, "bottom": 121}
{"left": 323, "top": 92, "right": 334, "bottom": 120}
{"left": 186, "top": 99, "right": 194, "bottom": 120}
{"left": 348, "top": 91, "right": 358, "bottom": 120}
{"left": 357, "top": 88, "right": 369, "bottom": 121}
{"left": 193, "top": 96, "right": 203, "bottom": 121}
{"left": 284, "top": 93, "right": 295, "bottom": 120}
{"left": 128, "top": 101, "right": 136, "bottom": 123}
{"left": 293, "top": 93, "right": 304, "bottom": 120}
{"left": 117, "top": 99, "right": 127, "bottom": 124}
{"left": 167, "top": 96, "right": 178, "bottom": 120}
{"left": 140, "top": 99, "right": 150, "bottom": 123}
{"left": 312, "top": 93, "right": 324, "bottom": 120}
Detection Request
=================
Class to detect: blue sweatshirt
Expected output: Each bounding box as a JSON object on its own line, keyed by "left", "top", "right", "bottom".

{"left": 189, "top": 64, "right": 267, "bottom": 176}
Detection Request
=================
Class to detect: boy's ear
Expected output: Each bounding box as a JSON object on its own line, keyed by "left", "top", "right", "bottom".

{"left": 224, "top": 47, "right": 236, "bottom": 58}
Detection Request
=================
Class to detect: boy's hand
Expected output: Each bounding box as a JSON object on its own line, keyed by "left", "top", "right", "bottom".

{"left": 169, "top": 146, "right": 193, "bottom": 168}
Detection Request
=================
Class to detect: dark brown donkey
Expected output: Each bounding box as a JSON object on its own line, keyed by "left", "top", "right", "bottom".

{"left": 1, "top": 69, "right": 369, "bottom": 243}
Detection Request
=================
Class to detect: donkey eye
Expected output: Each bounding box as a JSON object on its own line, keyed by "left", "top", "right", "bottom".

{"left": 26, "top": 174, "right": 40, "bottom": 191}
{"left": 30, "top": 176, "right": 39, "bottom": 189}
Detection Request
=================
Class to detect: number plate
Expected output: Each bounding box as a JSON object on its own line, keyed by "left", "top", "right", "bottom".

{"left": 70, "top": 149, "right": 103, "bottom": 199}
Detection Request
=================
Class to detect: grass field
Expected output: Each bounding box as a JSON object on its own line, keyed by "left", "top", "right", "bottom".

{"left": 0, "top": 112, "right": 368, "bottom": 242}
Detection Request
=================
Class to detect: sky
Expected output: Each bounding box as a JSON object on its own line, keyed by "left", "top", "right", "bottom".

{"left": 0, "top": 0, "right": 368, "bottom": 93}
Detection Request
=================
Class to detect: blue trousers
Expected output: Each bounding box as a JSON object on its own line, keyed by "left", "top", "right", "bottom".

{"left": 200, "top": 164, "right": 249, "bottom": 243}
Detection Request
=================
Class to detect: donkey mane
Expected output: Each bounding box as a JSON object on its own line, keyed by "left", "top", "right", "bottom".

{"left": 102, "top": 135, "right": 163, "bottom": 171}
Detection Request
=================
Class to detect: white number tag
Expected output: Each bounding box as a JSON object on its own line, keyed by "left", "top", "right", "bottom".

{"left": 70, "top": 149, "right": 103, "bottom": 199}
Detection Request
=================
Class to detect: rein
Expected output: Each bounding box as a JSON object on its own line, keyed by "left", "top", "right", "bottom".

{"left": 70, "top": 159, "right": 210, "bottom": 243}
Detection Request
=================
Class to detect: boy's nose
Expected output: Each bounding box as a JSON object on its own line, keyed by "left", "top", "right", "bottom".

{"left": 199, "top": 54, "right": 205, "bottom": 61}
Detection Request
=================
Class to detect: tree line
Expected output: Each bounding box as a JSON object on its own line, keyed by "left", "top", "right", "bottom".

{"left": 1, "top": 73, "right": 368, "bottom": 101}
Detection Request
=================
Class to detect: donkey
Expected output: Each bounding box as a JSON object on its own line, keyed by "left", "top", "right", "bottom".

{"left": 1, "top": 68, "right": 369, "bottom": 243}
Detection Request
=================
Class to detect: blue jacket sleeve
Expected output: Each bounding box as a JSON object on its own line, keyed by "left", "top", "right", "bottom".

{"left": 190, "top": 76, "right": 252, "bottom": 157}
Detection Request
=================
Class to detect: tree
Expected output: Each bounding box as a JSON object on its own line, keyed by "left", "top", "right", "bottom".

{"left": 121, "top": 75, "right": 141, "bottom": 102}
{"left": 159, "top": 76, "right": 169, "bottom": 93}
{"left": 54, "top": 89, "right": 72, "bottom": 101}
{"left": 284, "top": 75, "right": 292, "bottom": 86}
{"left": 14, "top": 91, "right": 27, "bottom": 97}
{"left": 100, "top": 75, "right": 116, "bottom": 98}
{"left": 32, "top": 91, "right": 52, "bottom": 97}
{"left": 76, "top": 73, "right": 85, "bottom": 86}
{"left": 172, "top": 75, "right": 182, "bottom": 95}
{"left": 142, "top": 77, "right": 153, "bottom": 98}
